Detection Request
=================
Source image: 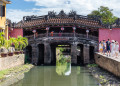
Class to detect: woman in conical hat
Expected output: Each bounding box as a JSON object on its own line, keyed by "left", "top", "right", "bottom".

{"left": 115, "top": 41, "right": 119, "bottom": 58}
{"left": 111, "top": 40, "right": 115, "bottom": 57}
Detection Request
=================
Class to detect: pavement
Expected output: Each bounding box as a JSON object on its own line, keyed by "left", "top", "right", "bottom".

{"left": 97, "top": 52, "right": 120, "bottom": 62}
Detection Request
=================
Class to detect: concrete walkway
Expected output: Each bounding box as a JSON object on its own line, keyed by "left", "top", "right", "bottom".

{"left": 97, "top": 52, "right": 120, "bottom": 62}
{"left": 95, "top": 52, "right": 120, "bottom": 77}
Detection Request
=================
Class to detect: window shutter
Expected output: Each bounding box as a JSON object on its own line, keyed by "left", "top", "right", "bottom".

{"left": 2, "top": 6, "right": 5, "bottom": 17}
{"left": 0, "top": 5, "right": 1, "bottom": 16}
{"left": 1, "top": 6, "right": 3, "bottom": 17}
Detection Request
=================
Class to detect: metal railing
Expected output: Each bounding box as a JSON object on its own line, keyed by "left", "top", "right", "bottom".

{"left": 25, "top": 33, "right": 98, "bottom": 41}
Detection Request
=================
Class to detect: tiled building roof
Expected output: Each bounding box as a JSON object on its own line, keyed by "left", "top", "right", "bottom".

{"left": 11, "top": 10, "right": 120, "bottom": 29}
{"left": 14, "top": 17, "right": 102, "bottom": 28}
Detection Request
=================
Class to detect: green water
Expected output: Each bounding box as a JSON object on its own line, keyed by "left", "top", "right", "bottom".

{"left": 11, "top": 66, "right": 99, "bottom": 86}
{"left": 11, "top": 48, "right": 100, "bottom": 86}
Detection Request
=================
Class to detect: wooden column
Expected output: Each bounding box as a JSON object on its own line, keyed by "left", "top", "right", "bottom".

{"left": 83, "top": 44, "right": 90, "bottom": 64}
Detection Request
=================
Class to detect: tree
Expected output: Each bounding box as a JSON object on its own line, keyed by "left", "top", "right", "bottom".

{"left": 88, "top": 6, "right": 117, "bottom": 24}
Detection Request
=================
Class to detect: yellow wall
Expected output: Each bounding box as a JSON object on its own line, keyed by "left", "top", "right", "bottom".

{"left": 0, "top": 3, "right": 6, "bottom": 30}
{"left": 0, "top": 2, "right": 8, "bottom": 40}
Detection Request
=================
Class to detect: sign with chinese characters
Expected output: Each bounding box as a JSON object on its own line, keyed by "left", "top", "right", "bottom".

{"left": 53, "top": 38, "right": 69, "bottom": 41}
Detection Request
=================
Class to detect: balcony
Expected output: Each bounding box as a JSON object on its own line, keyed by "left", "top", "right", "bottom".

{"left": 25, "top": 33, "right": 98, "bottom": 42}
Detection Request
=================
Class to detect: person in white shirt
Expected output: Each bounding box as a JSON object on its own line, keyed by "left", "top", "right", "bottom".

{"left": 115, "top": 41, "right": 119, "bottom": 58}
{"left": 99, "top": 41, "right": 103, "bottom": 54}
{"left": 111, "top": 40, "right": 115, "bottom": 57}
{"left": 103, "top": 40, "right": 106, "bottom": 55}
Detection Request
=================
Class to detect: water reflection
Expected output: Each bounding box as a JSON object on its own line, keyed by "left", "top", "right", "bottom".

{"left": 56, "top": 47, "right": 71, "bottom": 76}
{"left": 56, "top": 55, "right": 71, "bottom": 76}
{"left": 10, "top": 47, "right": 100, "bottom": 86}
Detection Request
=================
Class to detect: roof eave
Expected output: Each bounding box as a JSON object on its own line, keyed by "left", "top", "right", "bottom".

{"left": 1, "top": 0, "right": 11, "bottom": 4}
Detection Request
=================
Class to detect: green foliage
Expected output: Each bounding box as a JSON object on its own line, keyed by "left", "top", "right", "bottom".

{"left": 0, "top": 70, "right": 9, "bottom": 79}
{"left": 87, "top": 64, "right": 98, "bottom": 67}
{"left": 0, "top": 32, "right": 28, "bottom": 51}
{"left": 88, "top": 6, "right": 118, "bottom": 24}
{"left": 0, "top": 64, "right": 33, "bottom": 80}
{"left": 0, "top": 32, "right": 5, "bottom": 48}
{"left": 9, "top": 37, "right": 18, "bottom": 49}
{"left": 9, "top": 36, "right": 28, "bottom": 51}
{"left": 56, "top": 48, "right": 71, "bottom": 75}
{"left": 17, "top": 36, "right": 28, "bottom": 51}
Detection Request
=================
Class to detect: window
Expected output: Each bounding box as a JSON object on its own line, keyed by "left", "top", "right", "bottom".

{"left": 0, "top": 5, "right": 5, "bottom": 17}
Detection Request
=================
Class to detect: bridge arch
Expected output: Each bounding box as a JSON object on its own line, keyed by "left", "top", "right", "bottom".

{"left": 25, "top": 45, "right": 32, "bottom": 63}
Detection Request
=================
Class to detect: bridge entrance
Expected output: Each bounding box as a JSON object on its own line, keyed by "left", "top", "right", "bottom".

{"left": 51, "top": 43, "right": 71, "bottom": 65}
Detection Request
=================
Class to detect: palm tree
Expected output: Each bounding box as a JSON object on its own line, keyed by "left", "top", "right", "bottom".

{"left": 17, "top": 36, "right": 28, "bottom": 51}
{"left": 9, "top": 37, "right": 18, "bottom": 50}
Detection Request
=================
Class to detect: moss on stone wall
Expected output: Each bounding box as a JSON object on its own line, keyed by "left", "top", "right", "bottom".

{"left": 0, "top": 64, "right": 33, "bottom": 84}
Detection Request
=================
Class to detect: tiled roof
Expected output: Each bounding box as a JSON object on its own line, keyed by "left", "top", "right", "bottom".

{"left": 10, "top": 10, "right": 120, "bottom": 29}
{"left": 11, "top": 10, "right": 110, "bottom": 28}
{"left": 17, "top": 17, "right": 102, "bottom": 28}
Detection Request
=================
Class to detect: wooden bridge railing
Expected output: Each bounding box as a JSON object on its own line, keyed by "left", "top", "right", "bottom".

{"left": 25, "top": 33, "right": 98, "bottom": 41}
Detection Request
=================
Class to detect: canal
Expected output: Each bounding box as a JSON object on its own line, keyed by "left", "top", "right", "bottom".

{"left": 11, "top": 47, "right": 99, "bottom": 86}
{"left": 10, "top": 66, "right": 99, "bottom": 86}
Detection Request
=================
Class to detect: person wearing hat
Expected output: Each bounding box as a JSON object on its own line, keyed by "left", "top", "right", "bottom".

{"left": 103, "top": 40, "right": 106, "bottom": 55}
{"left": 99, "top": 41, "right": 103, "bottom": 54}
{"left": 111, "top": 40, "right": 115, "bottom": 57}
{"left": 115, "top": 41, "right": 119, "bottom": 58}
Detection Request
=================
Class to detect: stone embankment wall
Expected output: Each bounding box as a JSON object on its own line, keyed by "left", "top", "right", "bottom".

{"left": 95, "top": 53, "right": 120, "bottom": 77}
{"left": 0, "top": 54, "right": 25, "bottom": 70}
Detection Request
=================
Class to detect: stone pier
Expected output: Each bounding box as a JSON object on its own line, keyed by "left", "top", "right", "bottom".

{"left": 44, "top": 43, "right": 51, "bottom": 65}
{"left": 71, "top": 43, "right": 77, "bottom": 65}
{"left": 32, "top": 44, "right": 38, "bottom": 65}
{"left": 83, "top": 44, "right": 90, "bottom": 64}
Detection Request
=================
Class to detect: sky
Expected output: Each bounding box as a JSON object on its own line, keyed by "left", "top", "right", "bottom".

{"left": 6, "top": 0, "right": 120, "bottom": 22}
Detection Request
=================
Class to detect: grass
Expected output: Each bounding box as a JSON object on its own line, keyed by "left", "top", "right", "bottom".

{"left": 87, "top": 64, "right": 98, "bottom": 67}
{"left": 0, "top": 64, "right": 33, "bottom": 80}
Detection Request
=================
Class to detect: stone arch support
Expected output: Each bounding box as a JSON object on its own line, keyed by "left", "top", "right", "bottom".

{"left": 83, "top": 44, "right": 90, "bottom": 64}
{"left": 31, "top": 44, "right": 39, "bottom": 65}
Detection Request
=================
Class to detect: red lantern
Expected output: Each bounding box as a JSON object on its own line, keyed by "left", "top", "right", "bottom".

{"left": 46, "top": 27, "right": 50, "bottom": 30}
{"left": 73, "top": 27, "right": 76, "bottom": 30}
{"left": 32, "top": 30, "right": 36, "bottom": 33}
{"left": 61, "top": 27, "right": 64, "bottom": 31}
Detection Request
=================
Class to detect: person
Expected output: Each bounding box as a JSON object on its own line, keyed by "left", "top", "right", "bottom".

{"left": 35, "top": 32, "right": 38, "bottom": 37}
{"left": 111, "top": 40, "right": 115, "bottom": 57}
{"left": 99, "top": 41, "right": 103, "bottom": 54}
{"left": 103, "top": 40, "right": 106, "bottom": 55}
{"left": 59, "top": 31, "right": 62, "bottom": 37}
{"left": 51, "top": 31, "right": 53, "bottom": 36}
{"left": 106, "top": 39, "right": 111, "bottom": 56}
{"left": 115, "top": 41, "right": 119, "bottom": 58}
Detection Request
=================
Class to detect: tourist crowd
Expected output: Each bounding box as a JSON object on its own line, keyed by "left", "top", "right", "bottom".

{"left": 99, "top": 39, "right": 119, "bottom": 58}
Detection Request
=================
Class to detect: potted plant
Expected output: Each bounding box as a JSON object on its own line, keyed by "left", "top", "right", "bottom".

{"left": 0, "top": 47, "right": 8, "bottom": 57}
{"left": 9, "top": 37, "right": 20, "bottom": 55}
{"left": 9, "top": 36, "right": 28, "bottom": 55}
{"left": 17, "top": 36, "right": 28, "bottom": 54}
{"left": 0, "top": 32, "right": 8, "bottom": 57}
{"left": 8, "top": 47, "right": 15, "bottom": 56}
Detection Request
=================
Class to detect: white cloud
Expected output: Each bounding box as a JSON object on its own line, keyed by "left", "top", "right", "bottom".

{"left": 7, "top": 0, "right": 120, "bottom": 22}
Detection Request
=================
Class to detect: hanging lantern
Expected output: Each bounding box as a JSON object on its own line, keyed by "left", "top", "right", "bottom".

{"left": 61, "top": 27, "right": 64, "bottom": 31}
{"left": 46, "top": 27, "right": 50, "bottom": 30}
{"left": 73, "top": 27, "right": 76, "bottom": 30}
{"left": 32, "top": 29, "right": 36, "bottom": 33}
{"left": 86, "top": 29, "right": 89, "bottom": 33}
